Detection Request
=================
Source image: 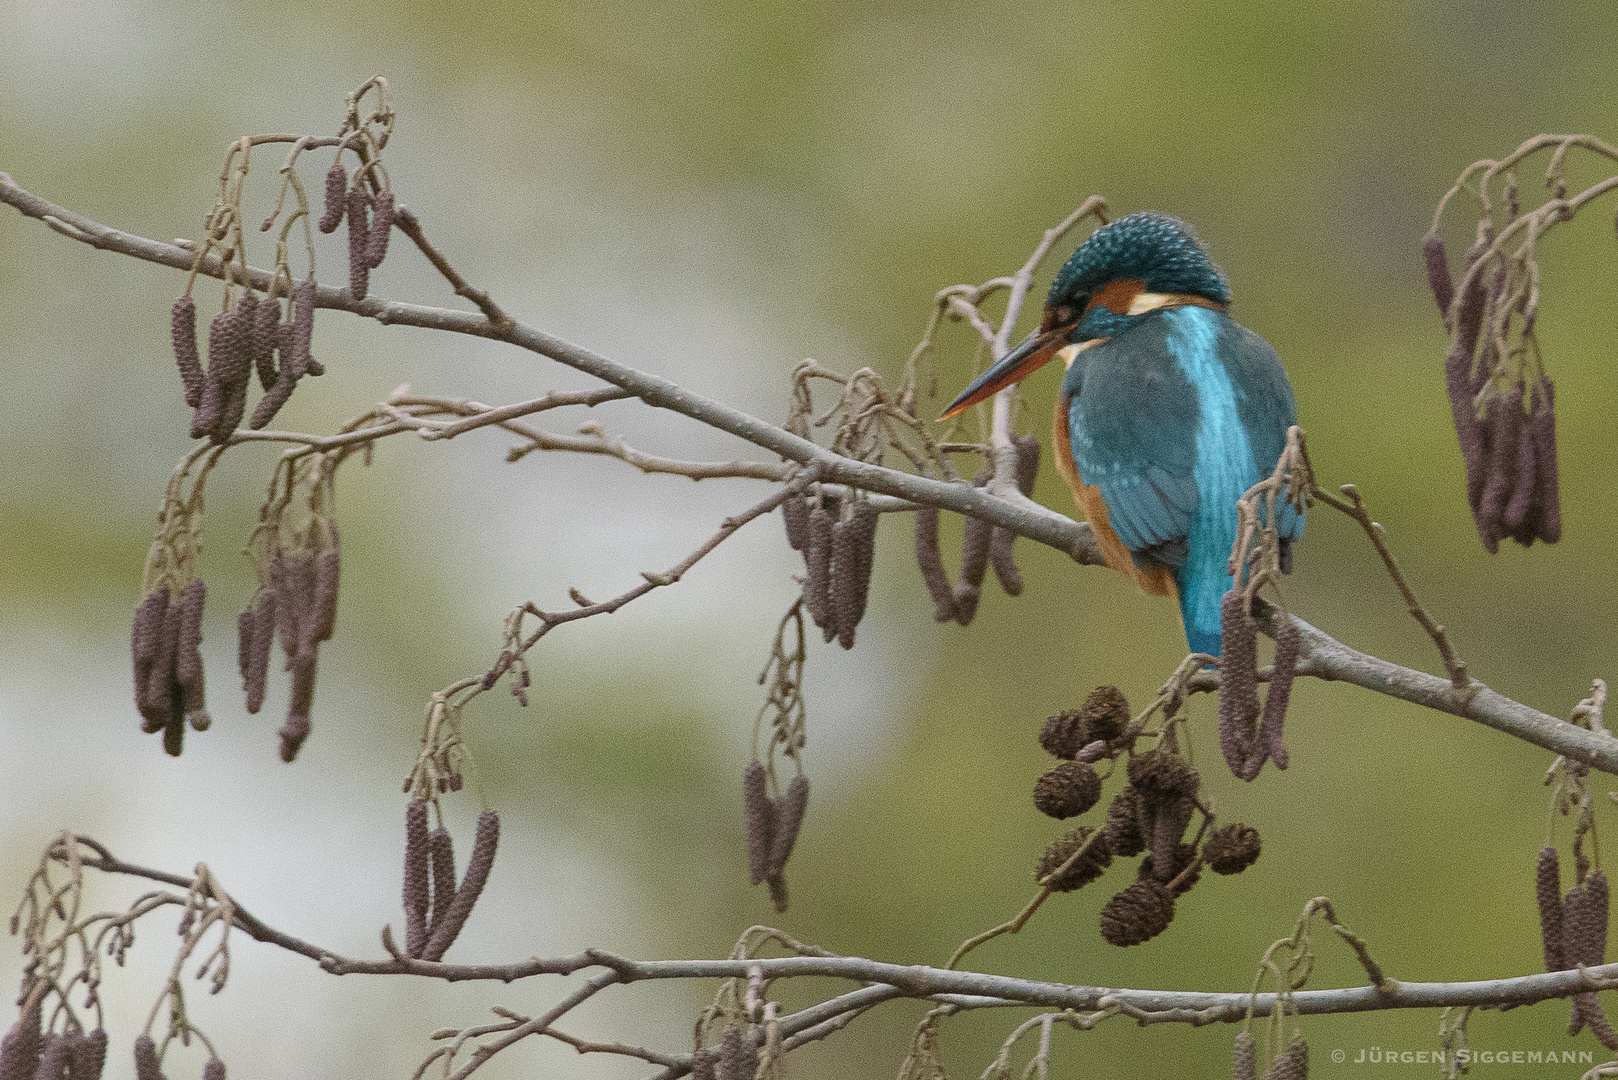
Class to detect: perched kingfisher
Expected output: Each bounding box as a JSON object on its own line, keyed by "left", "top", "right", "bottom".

{"left": 942, "top": 212, "right": 1303, "bottom": 657}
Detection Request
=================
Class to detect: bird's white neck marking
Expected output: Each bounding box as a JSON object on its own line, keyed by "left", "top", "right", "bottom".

{"left": 1055, "top": 338, "right": 1105, "bottom": 370}
{"left": 1127, "top": 292, "right": 1223, "bottom": 316}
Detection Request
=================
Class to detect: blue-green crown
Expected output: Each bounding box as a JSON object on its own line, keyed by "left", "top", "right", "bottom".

{"left": 1048, "top": 212, "right": 1230, "bottom": 308}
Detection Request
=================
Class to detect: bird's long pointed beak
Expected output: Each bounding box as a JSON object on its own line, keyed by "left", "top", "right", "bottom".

{"left": 939, "top": 325, "right": 1073, "bottom": 420}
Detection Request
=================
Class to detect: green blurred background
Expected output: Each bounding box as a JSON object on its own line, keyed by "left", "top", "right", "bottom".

{"left": 5, "top": 1, "right": 1618, "bottom": 1076}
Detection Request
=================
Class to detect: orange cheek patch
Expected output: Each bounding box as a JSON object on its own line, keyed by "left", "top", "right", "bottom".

{"left": 1087, "top": 278, "right": 1148, "bottom": 316}
{"left": 1051, "top": 396, "right": 1176, "bottom": 598}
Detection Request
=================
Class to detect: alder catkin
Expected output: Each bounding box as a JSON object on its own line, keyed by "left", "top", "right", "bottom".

{"left": 366, "top": 191, "right": 394, "bottom": 269}
{"left": 310, "top": 529, "right": 340, "bottom": 644}
{"left": 1013, "top": 434, "right": 1041, "bottom": 495}
{"left": 245, "top": 588, "right": 275, "bottom": 714}
{"left": 212, "top": 297, "right": 256, "bottom": 444}
{"left": 0, "top": 1005, "right": 40, "bottom": 1080}
{"left": 173, "top": 580, "right": 206, "bottom": 688}
{"left": 719, "top": 1024, "right": 758, "bottom": 1080}
{"left": 191, "top": 310, "right": 232, "bottom": 440}
{"left": 765, "top": 774, "right": 809, "bottom": 879}
{"left": 1218, "top": 589, "right": 1260, "bottom": 780}
{"left": 71, "top": 1028, "right": 107, "bottom": 1080}
{"left": 318, "top": 164, "right": 347, "bottom": 233}
{"left": 145, "top": 594, "right": 184, "bottom": 734}
{"left": 957, "top": 471, "right": 992, "bottom": 586}
{"left": 689, "top": 1047, "right": 718, "bottom": 1080}
{"left": 1529, "top": 377, "right": 1561, "bottom": 544}
{"left": 1422, "top": 232, "right": 1454, "bottom": 316}
{"left": 1252, "top": 613, "right": 1298, "bottom": 772}
{"left": 1476, "top": 389, "right": 1523, "bottom": 552}
{"left": 1538, "top": 847, "right": 1566, "bottom": 972}
{"left": 1445, "top": 247, "right": 1489, "bottom": 510}
{"left": 1233, "top": 1030, "right": 1257, "bottom": 1080}
{"left": 279, "top": 653, "right": 316, "bottom": 762}
{"left": 912, "top": 506, "right": 956, "bottom": 622}
{"left": 988, "top": 525, "right": 1022, "bottom": 596}
{"left": 132, "top": 589, "right": 170, "bottom": 727}
{"left": 32, "top": 1033, "right": 66, "bottom": 1080}
{"left": 1104, "top": 788, "right": 1147, "bottom": 858}
{"left": 347, "top": 188, "right": 371, "bottom": 301}
{"left": 1502, "top": 412, "right": 1538, "bottom": 538}
{"left": 251, "top": 294, "right": 281, "bottom": 391}
{"left": 743, "top": 760, "right": 774, "bottom": 886}
{"left": 131, "top": 1036, "right": 164, "bottom": 1080}
{"left": 420, "top": 810, "right": 500, "bottom": 962}
{"left": 802, "top": 505, "right": 834, "bottom": 634}
{"left": 781, "top": 495, "right": 809, "bottom": 551}
{"left": 832, "top": 503, "right": 878, "bottom": 649}
{"left": 248, "top": 282, "right": 314, "bottom": 429}
{"left": 171, "top": 296, "right": 205, "bottom": 408}
{"left": 202, "top": 1058, "right": 225, "bottom": 1080}
{"left": 402, "top": 798, "right": 430, "bottom": 958}
{"left": 427, "top": 828, "right": 457, "bottom": 936}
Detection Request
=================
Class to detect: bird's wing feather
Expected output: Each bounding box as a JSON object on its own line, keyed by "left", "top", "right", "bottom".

{"left": 1224, "top": 322, "right": 1305, "bottom": 541}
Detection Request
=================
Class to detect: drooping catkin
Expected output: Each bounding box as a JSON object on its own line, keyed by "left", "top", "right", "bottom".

{"left": 171, "top": 297, "right": 205, "bottom": 408}
{"left": 248, "top": 282, "right": 314, "bottom": 429}
{"left": 743, "top": 760, "right": 774, "bottom": 886}
{"left": 955, "top": 472, "right": 992, "bottom": 624}
{"left": 765, "top": 774, "right": 809, "bottom": 879}
{"left": 32, "top": 1031, "right": 66, "bottom": 1080}
{"left": 1013, "top": 434, "right": 1041, "bottom": 494}
{"left": 202, "top": 1058, "right": 225, "bottom": 1080}
{"left": 988, "top": 526, "right": 1022, "bottom": 596}
{"left": 1538, "top": 847, "right": 1566, "bottom": 972}
{"left": 131, "top": 1035, "right": 164, "bottom": 1080}
{"left": 689, "top": 1047, "right": 718, "bottom": 1080}
{"left": 1104, "top": 788, "right": 1146, "bottom": 857}
{"left": 420, "top": 810, "right": 500, "bottom": 962}
{"left": 346, "top": 188, "right": 371, "bottom": 301}
{"left": 310, "top": 529, "right": 341, "bottom": 645}
{"left": 1271, "top": 1033, "right": 1308, "bottom": 1080}
{"left": 1150, "top": 795, "right": 1196, "bottom": 880}
{"left": 173, "top": 580, "right": 206, "bottom": 688}
{"left": 1422, "top": 232, "right": 1454, "bottom": 317}
{"left": 802, "top": 505, "right": 834, "bottom": 633}
{"left": 132, "top": 588, "right": 170, "bottom": 727}
{"left": 427, "top": 828, "right": 457, "bottom": 935}
{"left": 1233, "top": 1031, "right": 1257, "bottom": 1080}
{"left": 1445, "top": 248, "right": 1489, "bottom": 509}
{"left": 273, "top": 552, "right": 315, "bottom": 660}
{"left": 1502, "top": 410, "right": 1538, "bottom": 538}
{"left": 182, "top": 666, "right": 210, "bottom": 732}
{"left": 1253, "top": 613, "right": 1298, "bottom": 772}
{"left": 145, "top": 595, "right": 184, "bottom": 733}
{"left": 0, "top": 995, "right": 40, "bottom": 1080}
{"left": 279, "top": 653, "right": 316, "bottom": 762}
{"left": 71, "top": 1028, "right": 107, "bottom": 1080}
{"left": 912, "top": 506, "right": 956, "bottom": 622}
{"left": 832, "top": 503, "right": 878, "bottom": 649}
{"left": 402, "top": 798, "right": 430, "bottom": 958}
{"left": 251, "top": 294, "right": 281, "bottom": 391}
{"left": 212, "top": 296, "right": 256, "bottom": 444}
{"left": 244, "top": 588, "right": 275, "bottom": 714}
{"left": 236, "top": 608, "right": 254, "bottom": 683}
{"left": 191, "top": 310, "right": 232, "bottom": 440}
{"left": 781, "top": 495, "right": 809, "bottom": 551}
{"left": 1529, "top": 377, "right": 1561, "bottom": 543}
{"left": 318, "top": 164, "right": 347, "bottom": 233}
{"left": 1476, "top": 390, "right": 1524, "bottom": 552}
{"left": 367, "top": 191, "right": 394, "bottom": 269}
{"left": 719, "top": 1023, "right": 758, "bottom": 1080}
{"left": 1218, "top": 589, "right": 1259, "bottom": 780}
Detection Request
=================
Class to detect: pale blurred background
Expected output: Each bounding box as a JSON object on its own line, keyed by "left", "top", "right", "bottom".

{"left": 4, "top": 2, "right": 1618, "bottom": 1077}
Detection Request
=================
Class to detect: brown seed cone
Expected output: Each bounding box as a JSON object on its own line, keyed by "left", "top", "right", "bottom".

{"left": 1528, "top": 377, "right": 1561, "bottom": 543}
{"left": 802, "top": 505, "right": 834, "bottom": 633}
{"left": 191, "top": 310, "right": 232, "bottom": 440}
{"left": 173, "top": 580, "right": 206, "bottom": 688}
{"left": 781, "top": 495, "right": 809, "bottom": 552}
{"left": 346, "top": 188, "right": 371, "bottom": 301}
{"left": 988, "top": 526, "right": 1023, "bottom": 596}
{"left": 912, "top": 505, "right": 956, "bottom": 622}
{"left": 1251, "top": 613, "right": 1299, "bottom": 773}
{"left": 1538, "top": 846, "right": 1566, "bottom": 972}
{"left": 251, "top": 293, "right": 281, "bottom": 392}
{"left": 1206, "top": 823, "right": 1263, "bottom": 875}
{"left": 171, "top": 296, "right": 205, "bottom": 408}
{"left": 132, "top": 589, "right": 171, "bottom": 727}
{"left": 952, "top": 581, "right": 981, "bottom": 627}
{"left": 1099, "top": 879, "right": 1174, "bottom": 947}
{"left": 427, "top": 828, "right": 457, "bottom": 936}
{"left": 1233, "top": 1030, "right": 1257, "bottom": 1080}
{"left": 245, "top": 588, "right": 275, "bottom": 713}
{"left": 132, "top": 1035, "right": 164, "bottom": 1080}
{"left": 719, "top": 1023, "right": 758, "bottom": 1080}
{"left": 1476, "top": 389, "right": 1524, "bottom": 552}
{"left": 1033, "top": 761, "right": 1101, "bottom": 820}
{"left": 1423, "top": 232, "right": 1454, "bottom": 317}
{"left": 403, "top": 798, "right": 430, "bottom": 958}
{"left": 209, "top": 301, "right": 254, "bottom": 445}
{"left": 420, "top": 810, "right": 500, "bottom": 961}
{"left": 366, "top": 191, "right": 394, "bottom": 269}
{"left": 1080, "top": 685, "right": 1130, "bottom": 743}
{"left": 70, "top": 1028, "right": 107, "bottom": 1080}
{"left": 765, "top": 774, "right": 809, "bottom": 879}
{"left": 743, "top": 760, "right": 774, "bottom": 886}
{"left": 1013, "top": 434, "right": 1041, "bottom": 495}
{"left": 1219, "top": 589, "right": 1261, "bottom": 780}
{"left": 1127, "top": 750, "right": 1200, "bottom": 804}
{"left": 318, "top": 164, "right": 347, "bottom": 233}
{"left": 1104, "top": 788, "right": 1147, "bottom": 857}
{"left": 1034, "top": 826, "right": 1112, "bottom": 892}
{"left": 1038, "top": 710, "right": 1088, "bottom": 760}
{"left": 202, "top": 1058, "right": 225, "bottom": 1080}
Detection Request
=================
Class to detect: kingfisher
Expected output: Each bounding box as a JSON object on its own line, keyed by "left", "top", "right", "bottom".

{"left": 942, "top": 212, "right": 1303, "bottom": 657}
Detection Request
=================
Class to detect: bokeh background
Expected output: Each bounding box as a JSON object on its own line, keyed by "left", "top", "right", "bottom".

{"left": 5, "top": 2, "right": 1618, "bottom": 1076}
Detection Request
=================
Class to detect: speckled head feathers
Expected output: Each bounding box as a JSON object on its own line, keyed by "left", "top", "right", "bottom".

{"left": 1049, "top": 212, "right": 1230, "bottom": 309}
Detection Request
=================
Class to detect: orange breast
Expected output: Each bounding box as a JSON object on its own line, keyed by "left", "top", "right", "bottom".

{"left": 1051, "top": 396, "right": 1175, "bottom": 597}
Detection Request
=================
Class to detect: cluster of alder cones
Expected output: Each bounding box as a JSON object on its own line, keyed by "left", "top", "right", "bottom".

{"left": 1032, "top": 687, "right": 1261, "bottom": 947}
{"left": 1536, "top": 847, "right": 1617, "bottom": 1048}
{"left": 396, "top": 801, "right": 501, "bottom": 962}
{"left": 742, "top": 763, "right": 810, "bottom": 911}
